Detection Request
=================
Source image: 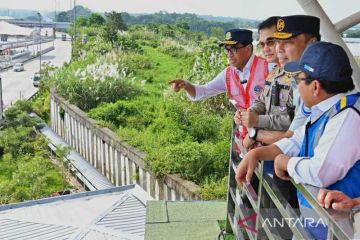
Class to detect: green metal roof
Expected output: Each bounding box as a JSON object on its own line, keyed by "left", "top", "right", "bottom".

{"left": 146, "top": 201, "right": 226, "bottom": 240}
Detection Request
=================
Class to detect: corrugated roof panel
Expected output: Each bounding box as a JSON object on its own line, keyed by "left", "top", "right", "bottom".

{"left": 96, "top": 195, "right": 146, "bottom": 237}
{"left": 0, "top": 219, "right": 77, "bottom": 240}
{"left": 0, "top": 185, "right": 151, "bottom": 240}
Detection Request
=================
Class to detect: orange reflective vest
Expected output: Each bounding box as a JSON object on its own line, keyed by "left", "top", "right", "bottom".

{"left": 226, "top": 56, "right": 268, "bottom": 141}
{"left": 225, "top": 55, "right": 268, "bottom": 110}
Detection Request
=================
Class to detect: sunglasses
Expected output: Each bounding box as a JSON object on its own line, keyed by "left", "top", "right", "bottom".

{"left": 257, "top": 39, "right": 276, "bottom": 49}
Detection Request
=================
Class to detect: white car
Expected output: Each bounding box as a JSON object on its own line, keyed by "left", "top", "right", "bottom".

{"left": 13, "top": 63, "right": 24, "bottom": 72}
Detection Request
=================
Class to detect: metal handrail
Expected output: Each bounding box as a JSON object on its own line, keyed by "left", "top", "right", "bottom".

{"left": 0, "top": 38, "right": 54, "bottom": 50}
{"left": 225, "top": 121, "right": 352, "bottom": 240}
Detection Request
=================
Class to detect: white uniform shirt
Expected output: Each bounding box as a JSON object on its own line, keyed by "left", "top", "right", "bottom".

{"left": 288, "top": 101, "right": 312, "bottom": 132}
{"left": 274, "top": 92, "right": 360, "bottom": 188}
{"left": 187, "top": 55, "right": 276, "bottom": 101}
{"left": 288, "top": 79, "right": 312, "bottom": 132}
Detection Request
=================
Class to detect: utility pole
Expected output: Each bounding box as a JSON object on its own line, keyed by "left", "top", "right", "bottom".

{"left": 54, "top": 0, "right": 56, "bottom": 43}
{"left": 73, "top": 0, "right": 77, "bottom": 42}
{"left": 37, "top": 12, "right": 42, "bottom": 74}
{"left": 0, "top": 75, "right": 3, "bottom": 120}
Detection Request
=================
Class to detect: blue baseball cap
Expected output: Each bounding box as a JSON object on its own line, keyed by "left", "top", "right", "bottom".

{"left": 219, "top": 29, "right": 253, "bottom": 46}
{"left": 272, "top": 15, "right": 320, "bottom": 39}
{"left": 284, "top": 41, "right": 353, "bottom": 82}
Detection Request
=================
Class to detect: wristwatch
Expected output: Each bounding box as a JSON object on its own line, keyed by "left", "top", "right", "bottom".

{"left": 248, "top": 128, "right": 258, "bottom": 141}
{"left": 351, "top": 204, "right": 360, "bottom": 223}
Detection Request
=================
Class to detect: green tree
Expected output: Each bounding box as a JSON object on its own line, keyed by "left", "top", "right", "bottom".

{"left": 105, "top": 11, "right": 127, "bottom": 31}
{"left": 210, "top": 27, "right": 224, "bottom": 40}
{"left": 76, "top": 16, "right": 88, "bottom": 27}
{"left": 89, "top": 13, "right": 105, "bottom": 26}
{"left": 0, "top": 101, "right": 68, "bottom": 203}
{"left": 176, "top": 21, "right": 190, "bottom": 31}
{"left": 101, "top": 24, "right": 119, "bottom": 47}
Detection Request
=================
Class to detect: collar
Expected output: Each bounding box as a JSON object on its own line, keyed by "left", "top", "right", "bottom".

{"left": 268, "top": 63, "right": 277, "bottom": 72}
{"left": 235, "top": 54, "right": 254, "bottom": 75}
{"left": 310, "top": 93, "right": 349, "bottom": 123}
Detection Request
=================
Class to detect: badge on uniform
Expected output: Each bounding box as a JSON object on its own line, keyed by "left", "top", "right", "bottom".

{"left": 226, "top": 32, "right": 232, "bottom": 40}
{"left": 254, "top": 85, "right": 263, "bottom": 96}
{"left": 283, "top": 73, "right": 292, "bottom": 84}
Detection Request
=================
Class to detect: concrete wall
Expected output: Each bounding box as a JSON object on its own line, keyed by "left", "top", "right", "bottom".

{"left": 50, "top": 91, "right": 200, "bottom": 200}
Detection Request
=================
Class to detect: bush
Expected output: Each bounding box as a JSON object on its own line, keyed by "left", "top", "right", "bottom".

{"left": 159, "top": 44, "right": 190, "bottom": 58}
{"left": 53, "top": 55, "right": 142, "bottom": 111}
{"left": 0, "top": 101, "right": 68, "bottom": 204}
{"left": 118, "top": 36, "right": 144, "bottom": 53}
{"left": 89, "top": 97, "right": 158, "bottom": 129}
{"left": 187, "top": 113, "right": 222, "bottom": 142}
{"left": 147, "top": 141, "right": 212, "bottom": 181}
{"left": 200, "top": 176, "right": 228, "bottom": 200}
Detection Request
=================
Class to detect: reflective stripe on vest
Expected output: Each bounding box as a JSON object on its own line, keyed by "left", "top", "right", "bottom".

{"left": 226, "top": 56, "right": 268, "bottom": 139}
{"left": 225, "top": 55, "right": 268, "bottom": 110}
{"left": 298, "top": 93, "right": 360, "bottom": 208}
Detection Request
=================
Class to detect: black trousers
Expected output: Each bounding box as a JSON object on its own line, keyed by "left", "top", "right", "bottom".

{"left": 272, "top": 173, "right": 299, "bottom": 209}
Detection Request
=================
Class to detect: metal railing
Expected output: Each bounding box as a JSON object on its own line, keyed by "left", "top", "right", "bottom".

{"left": 0, "top": 38, "right": 54, "bottom": 51}
{"left": 225, "top": 121, "right": 353, "bottom": 240}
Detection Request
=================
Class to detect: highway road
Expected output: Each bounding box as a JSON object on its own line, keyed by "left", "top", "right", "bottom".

{"left": 0, "top": 37, "right": 71, "bottom": 108}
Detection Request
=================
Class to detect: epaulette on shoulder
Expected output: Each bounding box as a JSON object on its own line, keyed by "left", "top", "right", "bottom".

{"left": 281, "top": 72, "right": 293, "bottom": 84}
{"left": 266, "top": 68, "right": 278, "bottom": 81}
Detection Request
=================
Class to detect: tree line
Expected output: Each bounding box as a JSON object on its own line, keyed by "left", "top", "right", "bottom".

{"left": 55, "top": 6, "right": 259, "bottom": 39}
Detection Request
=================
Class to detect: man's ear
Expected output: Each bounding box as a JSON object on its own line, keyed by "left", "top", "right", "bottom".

{"left": 309, "top": 36, "right": 317, "bottom": 43}
{"left": 313, "top": 80, "right": 321, "bottom": 96}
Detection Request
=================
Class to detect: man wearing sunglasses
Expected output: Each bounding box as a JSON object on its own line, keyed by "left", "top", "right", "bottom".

{"left": 169, "top": 29, "right": 271, "bottom": 112}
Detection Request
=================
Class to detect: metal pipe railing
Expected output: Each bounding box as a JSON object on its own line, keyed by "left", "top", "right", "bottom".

{"left": 225, "top": 120, "right": 353, "bottom": 239}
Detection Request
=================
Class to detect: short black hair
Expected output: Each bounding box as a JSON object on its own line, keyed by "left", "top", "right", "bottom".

{"left": 258, "top": 16, "right": 280, "bottom": 32}
{"left": 304, "top": 77, "right": 355, "bottom": 94}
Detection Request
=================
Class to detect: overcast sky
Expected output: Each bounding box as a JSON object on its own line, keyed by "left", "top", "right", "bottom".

{"left": 0, "top": 0, "right": 359, "bottom": 22}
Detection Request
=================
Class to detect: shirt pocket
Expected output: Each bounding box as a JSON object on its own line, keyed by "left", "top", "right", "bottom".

{"left": 277, "top": 88, "right": 291, "bottom": 113}
{"left": 263, "top": 85, "right": 272, "bottom": 110}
